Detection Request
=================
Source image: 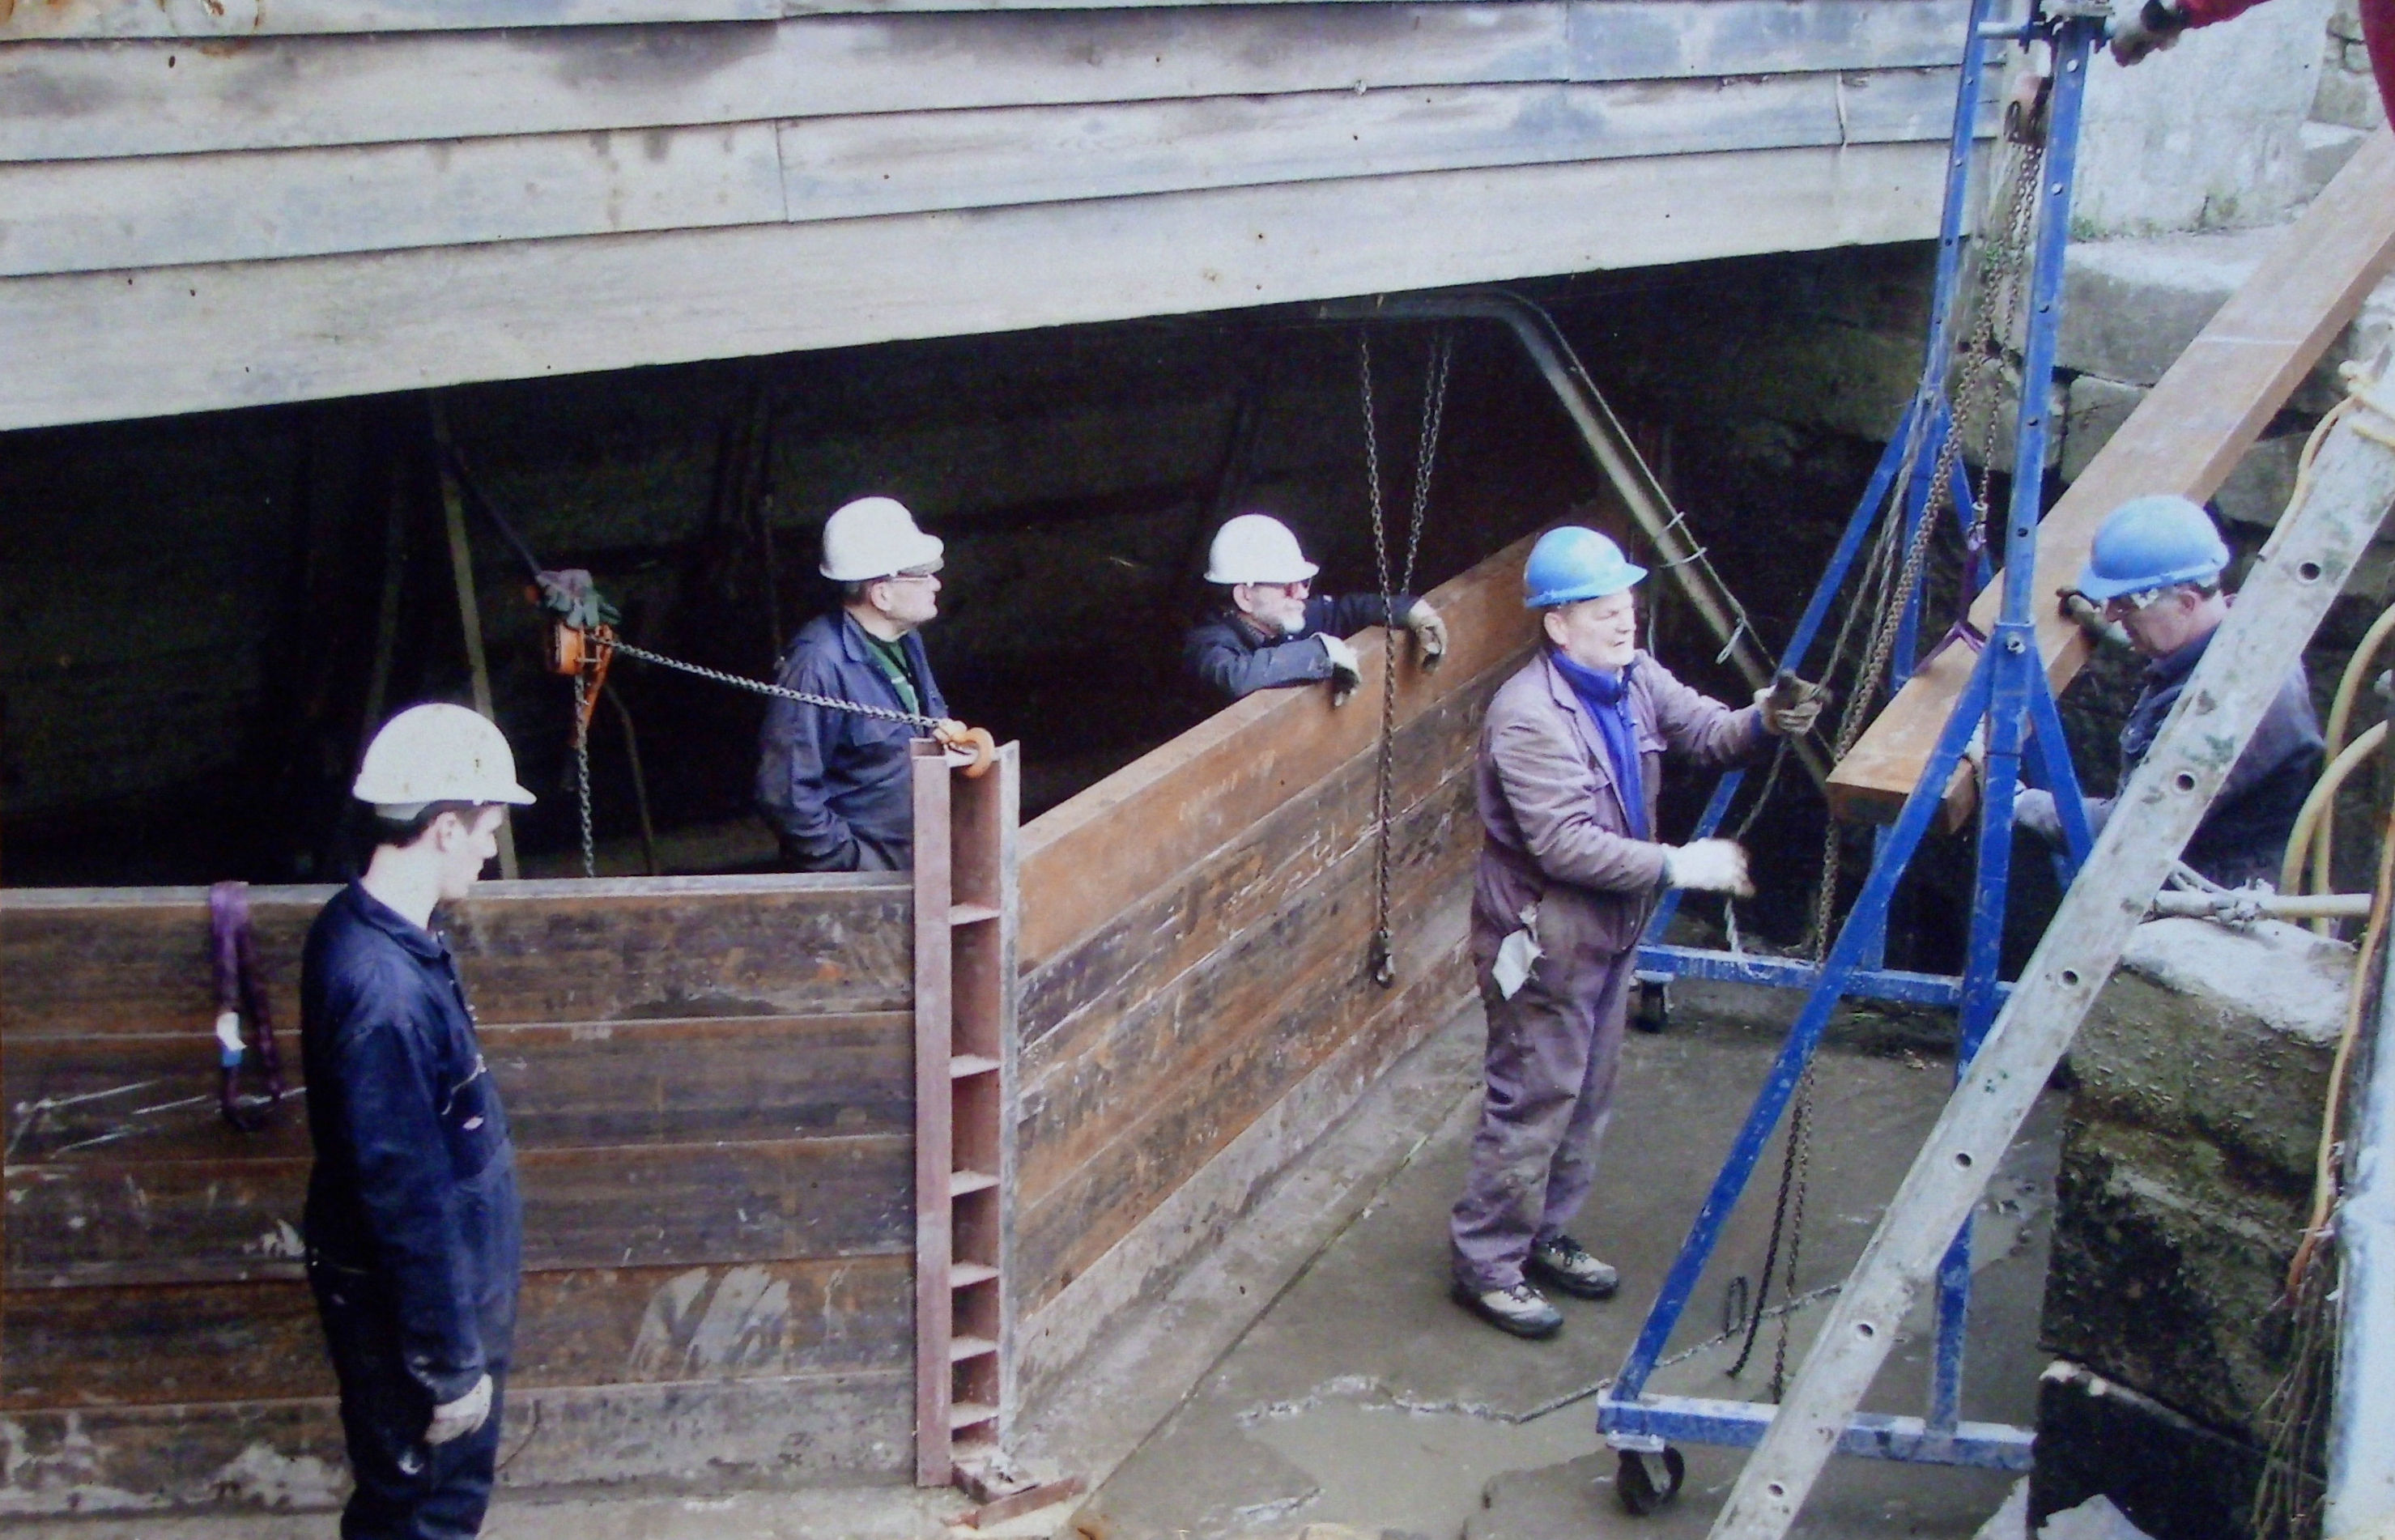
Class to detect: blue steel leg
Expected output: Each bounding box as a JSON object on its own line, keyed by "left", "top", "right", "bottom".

{"left": 1609, "top": 651, "right": 2000, "bottom": 1402}
{"left": 1931, "top": 18, "right": 2099, "bottom": 1437}
{"left": 2025, "top": 663, "right": 2093, "bottom": 870}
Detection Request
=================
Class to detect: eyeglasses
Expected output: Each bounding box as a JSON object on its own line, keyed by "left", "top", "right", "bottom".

{"left": 1249, "top": 580, "right": 1310, "bottom": 598}
{"left": 881, "top": 567, "right": 942, "bottom": 585}
{"left": 2100, "top": 588, "right": 2166, "bottom": 618}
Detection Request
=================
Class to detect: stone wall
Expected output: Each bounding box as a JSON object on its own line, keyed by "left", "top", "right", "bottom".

{"left": 2035, "top": 917, "right": 2351, "bottom": 1534}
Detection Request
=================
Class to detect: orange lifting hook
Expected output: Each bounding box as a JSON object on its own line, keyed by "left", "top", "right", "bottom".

{"left": 547, "top": 619, "right": 615, "bottom": 735}
{"left": 933, "top": 720, "right": 998, "bottom": 779}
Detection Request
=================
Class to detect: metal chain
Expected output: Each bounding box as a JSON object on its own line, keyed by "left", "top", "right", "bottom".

{"left": 572, "top": 674, "right": 596, "bottom": 879}
{"left": 610, "top": 639, "right": 945, "bottom": 730}
{"left": 1361, "top": 330, "right": 1453, "bottom": 987}
{"left": 1732, "top": 134, "right": 2050, "bottom": 1385}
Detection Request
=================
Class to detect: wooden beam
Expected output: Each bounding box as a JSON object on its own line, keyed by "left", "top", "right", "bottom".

{"left": 0, "top": 7, "right": 1574, "bottom": 163}
{"left": 0, "top": 139, "right": 1950, "bottom": 433}
{"left": 0, "top": 70, "right": 1968, "bottom": 278}
{"left": 0, "top": 0, "right": 1968, "bottom": 42}
{"left": 1826, "top": 129, "right": 2395, "bottom": 823}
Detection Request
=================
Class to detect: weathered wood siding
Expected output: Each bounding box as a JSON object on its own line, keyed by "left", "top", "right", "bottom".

{"left": 0, "top": 874, "right": 917, "bottom": 1512}
{"left": 0, "top": 0, "right": 1987, "bottom": 430}
{"left": 1006, "top": 534, "right": 1538, "bottom": 1399}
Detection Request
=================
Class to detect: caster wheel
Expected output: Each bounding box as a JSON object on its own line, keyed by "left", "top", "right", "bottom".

{"left": 1615, "top": 1447, "right": 1686, "bottom": 1516}
{"left": 1631, "top": 979, "right": 1671, "bottom": 1035}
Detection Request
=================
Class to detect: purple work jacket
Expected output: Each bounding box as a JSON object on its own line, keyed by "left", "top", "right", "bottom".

{"left": 1473, "top": 649, "right": 1765, "bottom": 968}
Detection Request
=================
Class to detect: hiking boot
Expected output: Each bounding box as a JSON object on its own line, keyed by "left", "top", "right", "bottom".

{"left": 1451, "top": 1281, "right": 1563, "bottom": 1338}
{"left": 1528, "top": 1234, "right": 1619, "bottom": 1300}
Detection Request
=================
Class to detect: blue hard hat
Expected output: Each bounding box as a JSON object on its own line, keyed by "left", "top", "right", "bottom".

{"left": 2074, "top": 495, "right": 2230, "bottom": 602}
{"left": 1524, "top": 525, "right": 1647, "bottom": 609}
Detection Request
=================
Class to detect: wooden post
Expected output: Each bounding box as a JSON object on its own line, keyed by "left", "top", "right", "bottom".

{"left": 1707, "top": 368, "right": 2395, "bottom": 1539}
{"left": 913, "top": 738, "right": 1020, "bottom": 1490}
{"left": 427, "top": 394, "right": 518, "bottom": 879}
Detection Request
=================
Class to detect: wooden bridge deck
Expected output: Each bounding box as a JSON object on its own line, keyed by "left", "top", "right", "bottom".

{"left": 0, "top": 0, "right": 1989, "bottom": 431}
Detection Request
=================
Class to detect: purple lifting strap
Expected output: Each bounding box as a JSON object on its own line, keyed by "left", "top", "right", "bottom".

{"left": 209, "top": 881, "right": 286, "bottom": 1132}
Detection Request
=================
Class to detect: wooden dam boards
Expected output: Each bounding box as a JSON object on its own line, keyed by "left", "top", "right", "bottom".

{"left": 1827, "top": 130, "right": 2395, "bottom": 824}
{"left": 2, "top": 534, "right": 1547, "bottom": 1507}
{"left": 0, "top": 872, "right": 922, "bottom": 1505}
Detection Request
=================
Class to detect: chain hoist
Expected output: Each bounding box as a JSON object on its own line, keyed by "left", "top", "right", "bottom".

{"left": 1359, "top": 329, "right": 1453, "bottom": 988}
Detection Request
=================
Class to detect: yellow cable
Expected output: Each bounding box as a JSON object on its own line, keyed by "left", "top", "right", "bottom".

{"left": 2282, "top": 721, "right": 2387, "bottom": 900}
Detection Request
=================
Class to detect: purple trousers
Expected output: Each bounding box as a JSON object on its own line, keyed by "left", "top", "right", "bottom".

{"left": 1448, "top": 940, "right": 1636, "bottom": 1292}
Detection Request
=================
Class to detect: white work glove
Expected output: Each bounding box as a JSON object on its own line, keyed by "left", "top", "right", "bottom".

{"left": 425, "top": 1373, "right": 492, "bottom": 1446}
{"left": 1319, "top": 634, "right": 1363, "bottom": 708}
{"left": 1754, "top": 674, "right": 1828, "bottom": 738}
{"left": 1661, "top": 838, "right": 1754, "bottom": 897}
{"left": 1405, "top": 600, "right": 1448, "bottom": 670}
{"left": 2014, "top": 788, "right": 2063, "bottom": 843}
{"left": 2109, "top": 0, "right": 2184, "bottom": 64}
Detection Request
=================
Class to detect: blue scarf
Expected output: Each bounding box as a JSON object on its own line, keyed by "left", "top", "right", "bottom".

{"left": 1551, "top": 649, "right": 1649, "bottom": 839}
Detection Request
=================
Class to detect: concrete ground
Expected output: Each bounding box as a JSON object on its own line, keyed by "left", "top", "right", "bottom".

{"left": 1058, "top": 985, "right": 2060, "bottom": 1540}
{"left": 3, "top": 984, "right": 2055, "bottom": 1540}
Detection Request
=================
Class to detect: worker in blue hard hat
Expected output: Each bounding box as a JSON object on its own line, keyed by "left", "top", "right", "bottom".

{"left": 1448, "top": 526, "right": 1826, "bottom": 1339}
{"left": 2021, "top": 494, "right": 2323, "bottom": 887}
{"left": 1184, "top": 513, "right": 1448, "bottom": 704}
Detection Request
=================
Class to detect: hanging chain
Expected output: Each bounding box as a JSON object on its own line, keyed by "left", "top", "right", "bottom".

{"left": 610, "top": 639, "right": 945, "bottom": 730}
{"left": 1730, "top": 134, "right": 2051, "bottom": 1380}
{"left": 1362, "top": 330, "right": 1453, "bottom": 988}
{"left": 572, "top": 674, "right": 596, "bottom": 879}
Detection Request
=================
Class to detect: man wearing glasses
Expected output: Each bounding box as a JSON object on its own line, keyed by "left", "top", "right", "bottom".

{"left": 2019, "top": 494, "right": 2323, "bottom": 887}
{"left": 1185, "top": 513, "right": 1448, "bottom": 704}
{"left": 757, "top": 496, "right": 955, "bottom": 870}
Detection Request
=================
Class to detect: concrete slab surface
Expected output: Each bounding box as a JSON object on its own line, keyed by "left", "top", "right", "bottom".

{"left": 1069, "top": 990, "right": 2062, "bottom": 1540}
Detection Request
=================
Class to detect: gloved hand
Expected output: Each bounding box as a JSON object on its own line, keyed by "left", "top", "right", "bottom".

{"left": 425, "top": 1373, "right": 492, "bottom": 1446}
{"left": 2014, "top": 788, "right": 2063, "bottom": 842}
{"left": 1754, "top": 672, "right": 1828, "bottom": 737}
{"left": 2109, "top": 0, "right": 2185, "bottom": 64}
{"left": 1320, "top": 634, "right": 1363, "bottom": 708}
{"left": 1661, "top": 838, "right": 1754, "bottom": 897}
{"left": 1405, "top": 600, "right": 1448, "bottom": 671}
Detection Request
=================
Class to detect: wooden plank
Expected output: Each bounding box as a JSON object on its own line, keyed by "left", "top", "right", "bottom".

{"left": 0, "top": 139, "right": 1949, "bottom": 432}
{"left": 1020, "top": 669, "right": 1505, "bottom": 1049}
{"left": 0, "top": 874, "right": 911, "bottom": 1038}
{"left": 1015, "top": 893, "right": 1477, "bottom": 1315}
{"left": 3, "top": 1012, "right": 912, "bottom": 1163}
{"left": 775, "top": 69, "right": 1967, "bottom": 227}
{"left": 1023, "top": 530, "right": 1539, "bottom": 967}
{"left": 0, "top": 1371, "right": 914, "bottom": 1513}
{"left": 1016, "top": 759, "right": 1478, "bottom": 1206}
{"left": 2, "top": 1254, "right": 912, "bottom": 1408}
{"left": 0, "top": 0, "right": 1967, "bottom": 39}
{"left": 0, "top": 122, "right": 787, "bottom": 279}
{"left": 0, "top": 7, "right": 1573, "bottom": 163}
{"left": 1827, "top": 130, "right": 2395, "bottom": 823}
{"left": 1567, "top": 0, "right": 1967, "bottom": 80}
{"left": 4, "top": 1136, "right": 912, "bottom": 1287}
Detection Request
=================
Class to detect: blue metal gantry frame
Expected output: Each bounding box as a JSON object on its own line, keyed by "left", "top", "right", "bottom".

{"left": 1601, "top": 0, "right": 2110, "bottom": 1483}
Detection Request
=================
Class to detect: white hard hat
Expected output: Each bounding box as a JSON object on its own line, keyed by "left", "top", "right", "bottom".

{"left": 819, "top": 496, "right": 944, "bottom": 583}
{"left": 353, "top": 704, "right": 536, "bottom": 815}
{"left": 1205, "top": 513, "right": 1319, "bottom": 586}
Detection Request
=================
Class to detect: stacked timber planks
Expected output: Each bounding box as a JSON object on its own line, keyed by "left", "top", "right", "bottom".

{"left": 0, "top": 0, "right": 1988, "bottom": 429}
{"left": 1008, "top": 534, "right": 1542, "bottom": 1401}
{"left": 0, "top": 874, "right": 918, "bottom": 1512}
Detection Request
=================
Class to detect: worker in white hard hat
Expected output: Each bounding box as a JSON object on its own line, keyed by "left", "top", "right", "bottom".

{"left": 757, "top": 496, "right": 958, "bottom": 870}
{"left": 1184, "top": 512, "right": 1449, "bottom": 704}
{"left": 300, "top": 703, "right": 534, "bottom": 1538}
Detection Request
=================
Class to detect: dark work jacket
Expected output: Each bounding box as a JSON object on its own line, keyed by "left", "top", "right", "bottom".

{"left": 2085, "top": 622, "right": 2324, "bottom": 888}
{"left": 1183, "top": 592, "right": 1414, "bottom": 702}
{"left": 756, "top": 610, "right": 947, "bottom": 871}
{"left": 300, "top": 883, "right": 521, "bottom": 1406}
